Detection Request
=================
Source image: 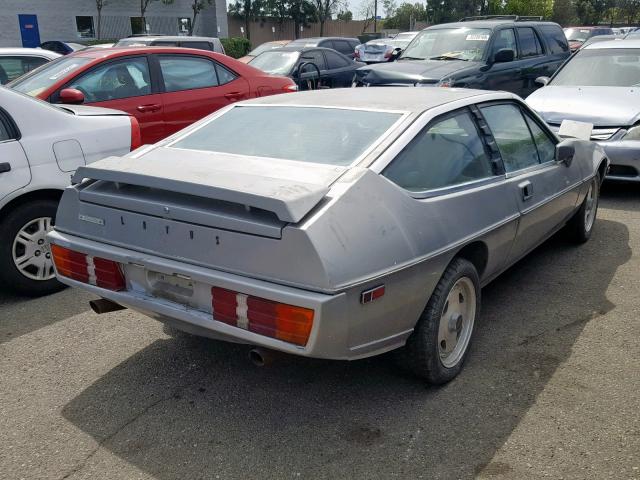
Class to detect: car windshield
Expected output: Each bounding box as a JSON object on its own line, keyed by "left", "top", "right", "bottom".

{"left": 400, "top": 28, "right": 491, "bottom": 61}
{"left": 564, "top": 28, "right": 592, "bottom": 42}
{"left": 249, "top": 51, "right": 299, "bottom": 75}
{"left": 172, "top": 106, "right": 402, "bottom": 166}
{"left": 9, "top": 56, "right": 92, "bottom": 96}
{"left": 551, "top": 48, "right": 640, "bottom": 87}
{"left": 248, "top": 42, "right": 284, "bottom": 57}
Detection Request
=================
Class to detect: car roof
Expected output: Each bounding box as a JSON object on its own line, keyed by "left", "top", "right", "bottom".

{"left": 119, "top": 35, "right": 219, "bottom": 42}
{"left": 68, "top": 46, "right": 217, "bottom": 59}
{"left": 0, "top": 47, "right": 61, "bottom": 58}
{"left": 584, "top": 39, "right": 640, "bottom": 49}
{"left": 290, "top": 37, "right": 358, "bottom": 43}
{"left": 428, "top": 19, "right": 556, "bottom": 30}
{"left": 237, "top": 87, "right": 513, "bottom": 113}
{"left": 274, "top": 46, "right": 346, "bottom": 53}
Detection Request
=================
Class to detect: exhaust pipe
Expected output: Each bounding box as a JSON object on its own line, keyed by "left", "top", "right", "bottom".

{"left": 89, "top": 298, "right": 126, "bottom": 315}
{"left": 249, "top": 347, "right": 278, "bottom": 367}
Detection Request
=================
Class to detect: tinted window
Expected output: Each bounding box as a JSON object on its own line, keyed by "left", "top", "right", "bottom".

{"left": 325, "top": 50, "right": 350, "bottom": 69}
{"left": 492, "top": 28, "right": 517, "bottom": 57}
{"left": 383, "top": 110, "right": 493, "bottom": 191}
{"left": 518, "top": 28, "right": 543, "bottom": 57}
{"left": 541, "top": 25, "right": 569, "bottom": 54}
{"left": 215, "top": 63, "right": 237, "bottom": 84}
{"left": 68, "top": 57, "right": 151, "bottom": 102}
{"left": 525, "top": 115, "right": 556, "bottom": 163}
{"left": 153, "top": 41, "right": 179, "bottom": 47}
{"left": 0, "top": 56, "right": 49, "bottom": 84}
{"left": 180, "top": 41, "right": 213, "bottom": 51}
{"left": 0, "top": 114, "right": 12, "bottom": 141}
{"left": 41, "top": 41, "right": 66, "bottom": 54}
{"left": 173, "top": 106, "right": 401, "bottom": 166}
{"left": 299, "top": 50, "right": 326, "bottom": 70}
{"left": 481, "top": 104, "right": 539, "bottom": 172}
{"left": 159, "top": 56, "right": 218, "bottom": 92}
{"left": 333, "top": 40, "right": 353, "bottom": 55}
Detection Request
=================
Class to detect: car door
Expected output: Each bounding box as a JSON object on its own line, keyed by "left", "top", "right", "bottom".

{"left": 516, "top": 27, "right": 549, "bottom": 97}
{"left": 0, "top": 108, "right": 30, "bottom": 201}
{"left": 297, "top": 49, "right": 329, "bottom": 89}
{"left": 322, "top": 50, "right": 354, "bottom": 87}
{"left": 485, "top": 28, "right": 523, "bottom": 94}
{"left": 479, "top": 102, "right": 580, "bottom": 261}
{"left": 155, "top": 54, "right": 250, "bottom": 136}
{"left": 59, "top": 55, "right": 164, "bottom": 144}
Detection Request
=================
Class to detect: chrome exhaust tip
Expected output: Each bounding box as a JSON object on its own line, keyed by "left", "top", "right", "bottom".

{"left": 249, "top": 347, "right": 276, "bottom": 367}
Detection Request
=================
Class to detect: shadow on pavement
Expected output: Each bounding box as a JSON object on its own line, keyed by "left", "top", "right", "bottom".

{"left": 0, "top": 287, "right": 95, "bottom": 345}
{"left": 61, "top": 218, "right": 631, "bottom": 479}
{"left": 600, "top": 181, "right": 640, "bottom": 212}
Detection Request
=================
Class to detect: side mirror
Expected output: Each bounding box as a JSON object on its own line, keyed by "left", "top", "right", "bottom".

{"left": 556, "top": 141, "right": 576, "bottom": 166}
{"left": 59, "top": 88, "right": 85, "bottom": 104}
{"left": 535, "top": 76, "right": 551, "bottom": 87}
{"left": 493, "top": 48, "right": 515, "bottom": 63}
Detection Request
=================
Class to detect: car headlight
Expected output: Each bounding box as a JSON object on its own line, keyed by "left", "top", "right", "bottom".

{"left": 623, "top": 124, "right": 640, "bottom": 140}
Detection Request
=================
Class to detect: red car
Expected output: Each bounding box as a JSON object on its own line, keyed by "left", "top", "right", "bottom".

{"left": 8, "top": 47, "right": 297, "bottom": 144}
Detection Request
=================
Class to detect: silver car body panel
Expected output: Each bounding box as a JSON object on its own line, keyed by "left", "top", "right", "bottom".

{"left": 49, "top": 88, "right": 606, "bottom": 359}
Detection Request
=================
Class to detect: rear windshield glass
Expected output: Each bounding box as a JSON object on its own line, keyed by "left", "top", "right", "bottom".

{"left": 551, "top": 48, "right": 640, "bottom": 86}
{"left": 172, "top": 106, "right": 402, "bottom": 166}
{"left": 9, "top": 56, "right": 92, "bottom": 96}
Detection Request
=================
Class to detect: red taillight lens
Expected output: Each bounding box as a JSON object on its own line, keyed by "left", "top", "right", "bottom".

{"left": 211, "top": 287, "right": 314, "bottom": 346}
{"left": 51, "top": 245, "right": 125, "bottom": 291}
{"left": 354, "top": 49, "right": 360, "bottom": 59}
{"left": 129, "top": 115, "right": 142, "bottom": 151}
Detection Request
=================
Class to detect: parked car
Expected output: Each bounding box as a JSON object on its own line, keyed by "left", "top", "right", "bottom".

{"left": 114, "top": 36, "right": 225, "bottom": 54}
{"left": 354, "top": 17, "right": 570, "bottom": 98}
{"left": 249, "top": 46, "right": 363, "bottom": 89}
{"left": 354, "top": 32, "right": 419, "bottom": 63}
{"left": 287, "top": 37, "right": 360, "bottom": 58}
{"left": 563, "top": 27, "right": 614, "bottom": 52}
{"left": 0, "top": 86, "right": 138, "bottom": 296}
{"left": 527, "top": 40, "right": 640, "bottom": 182}
{"left": 48, "top": 88, "right": 607, "bottom": 383}
{"left": 40, "top": 41, "right": 87, "bottom": 55}
{"left": 0, "top": 48, "right": 60, "bottom": 85}
{"left": 238, "top": 40, "right": 292, "bottom": 63}
{"left": 580, "top": 34, "right": 619, "bottom": 49}
{"left": 8, "top": 47, "right": 297, "bottom": 144}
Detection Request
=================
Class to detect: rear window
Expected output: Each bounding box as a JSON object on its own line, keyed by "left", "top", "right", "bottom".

{"left": 171, "top": 106, "right": 402, "bottom": 166}
{"left": 541, "top": 25, "right": 569, "bottom": 54}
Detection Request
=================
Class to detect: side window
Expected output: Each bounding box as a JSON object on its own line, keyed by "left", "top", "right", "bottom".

{"left": 153, "top": 41, "right": 179, "bottom": 47}
{"left": 215, "top": 63, "right": 237, "bottom": 85}
{"left": 159, "top": 55, "right": 218, "bottom": 92}
{"left": 481, "top": 104, "right": 540, "bottom": 172}
{"left": 524, "top": 114, "right": 556, "bottom": 164}
{"left": 67, "top": 57, "right": 151, "bottom": 102}
{"left": 383, "top": 110, "right": 494, "bottom": 191}
{"left": 492, "top": 28, "right": 517, "bottom": 57}
{"left": 517, "top": 28, "right": 543, "bottom": 57}
{"left": 540, "top": 25, "right": 569, "bottom": 54}
{"left": 333, "top": 40, "right": 352, "bottom": 56}
{"left": 298, "top": 50, "right": 326, "bottom": 70}
{"left": 0, "top": 56, "right": 48, "bottom": 84}
{"left": 0, "top": 114, "right": 12, "bottom": 141}
{"left": 324, "top": 50, "right": 350, "bottom": 69}
{"left": 181, "top": 41, "right": 213, "bottom": 51}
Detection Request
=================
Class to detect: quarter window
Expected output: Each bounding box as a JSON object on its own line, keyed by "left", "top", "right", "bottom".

{"left": 67, "top": 57, "right": 151, "bottom": 102}
{"left": 0, "top": 116, "right": 12, "bottom": 141}
{"left": 159, "top": 56, "right": 218, "bottom": 92}
{"left": 481, "top": 104, "right": 540, "bottom": 172}
{"left": 215, "top": 63, "right": 237, "bottom": 84}
{"left": 383, "top": 110, "right": 494, "bottom": 191}
{"left": 517, "top": 27, "right": 543, "bottom": 57}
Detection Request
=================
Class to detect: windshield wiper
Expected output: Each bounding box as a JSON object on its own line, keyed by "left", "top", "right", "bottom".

{"left": 430, "top": 55, "right": 468, "bottom": 61}
{"left": 398, "top": 56, "right": 425, "bottom": 60}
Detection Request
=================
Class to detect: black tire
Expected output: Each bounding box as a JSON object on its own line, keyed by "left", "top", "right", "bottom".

{"left": 565, "top": 174, "right": 600, "bottom": 244}
{"left": 395, "top": 258, "right": 480, "bottom": 384}
{"left": 0, "top": 199, "right": 65, "bottom": 297}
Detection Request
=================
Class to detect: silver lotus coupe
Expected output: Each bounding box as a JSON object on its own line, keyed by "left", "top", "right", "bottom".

{"left": 47, "top": 88, "right": 607, "bottom": 384}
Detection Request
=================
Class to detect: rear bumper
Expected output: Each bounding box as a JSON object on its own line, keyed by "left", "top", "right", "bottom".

{"left": 595, "top": 140, "right": 640, "bottom": 182}
{"left": 47, "top": 230, "right": 412, "bottom": 360}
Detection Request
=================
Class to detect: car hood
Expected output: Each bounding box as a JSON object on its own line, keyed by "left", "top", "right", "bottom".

{"left": 59, "top": 104, "right": 130, "bottom": 116}
{"left": 355, "top": 59, "right": 480, "bottom": 85}
{"left": 527, "top": 86, "right": 640, "bottom": 127}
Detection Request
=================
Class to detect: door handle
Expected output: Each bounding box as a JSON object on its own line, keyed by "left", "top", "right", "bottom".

{"left": 518, "top": 180, "right": 533, "bottom": 201}
{"left": 136, "top": 104, "right": 161, "bottom": 113}
{"left": 0, "top": 162, "right": 11, "bottom": 173}
{"left": 224, "top": 92, "right": 244, "bottom": 101}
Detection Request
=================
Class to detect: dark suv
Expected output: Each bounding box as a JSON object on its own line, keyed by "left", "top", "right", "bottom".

{"left": 354, "top": 16, "right": 570, "bottom": 98}
{"left": 288, "top": 37, "right": 360, "bottom": 58}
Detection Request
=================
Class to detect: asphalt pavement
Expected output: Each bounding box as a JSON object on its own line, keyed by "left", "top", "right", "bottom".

{"left": 1, "top": 183, "right": 638, "bottom": 480}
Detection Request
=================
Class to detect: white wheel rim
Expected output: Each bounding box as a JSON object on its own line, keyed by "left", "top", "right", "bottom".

{"left": 584, "top": 179, "right": 598, "bottom": 233}
{"left": 438, "top": 276, "right": 476, "bottom": 368}
{"left": 11, "top": 217, "right": 55, "bottom": 281}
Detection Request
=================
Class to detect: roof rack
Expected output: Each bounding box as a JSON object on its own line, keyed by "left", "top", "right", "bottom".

{"left": 460, "top": 15, "right": 544, "bottom": 22}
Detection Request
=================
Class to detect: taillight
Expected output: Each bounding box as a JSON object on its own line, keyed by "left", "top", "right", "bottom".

{"left": 51, "top": 244, "right": 125, "bottom": 291}
{"left": 282, "top": 83, "right": 298, "bottom": 93}
{"left": 211, "top": 287, "right": 314, "bottom": 346}
{"left": 354, "top": 49, "right": 360, "bottom": 59}
{"left": 384, "top": 48, "right": 393, "bottom": 59}
{"left": 129, "top": 115, "right": 142, "bottom": 151}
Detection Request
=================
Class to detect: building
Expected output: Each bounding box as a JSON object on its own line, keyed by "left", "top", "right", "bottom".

{"left": 0, "top": 0, "right": 228, "bottom": 48}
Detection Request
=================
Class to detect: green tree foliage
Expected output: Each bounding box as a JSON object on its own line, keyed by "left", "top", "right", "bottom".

{"left": 264, "top": 0, "right": 317, "bottom": 38}
{"left": 336, "top": 9, "right": 353, "bottom": 21}
{"left": 220, "top": 37, "right": 252, "bottom": 57}
{"left": 383, "top": 3, "right": 427, "bottom": 30}
{"left": 228, "top": 0, "right": 266, "bottom": 40}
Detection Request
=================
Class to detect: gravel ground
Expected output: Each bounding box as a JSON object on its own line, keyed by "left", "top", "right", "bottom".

{"left": 0, "top": 183, "right": 638, "bottom": 480}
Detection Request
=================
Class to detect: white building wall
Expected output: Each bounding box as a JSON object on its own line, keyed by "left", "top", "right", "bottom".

{"left": 0, "top": 0, "right": 228, "bottom": 47}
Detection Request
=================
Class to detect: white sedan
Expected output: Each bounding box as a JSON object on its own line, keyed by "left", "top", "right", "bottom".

{"left": 0, "top": 86, "right": 139, "bottom": 296}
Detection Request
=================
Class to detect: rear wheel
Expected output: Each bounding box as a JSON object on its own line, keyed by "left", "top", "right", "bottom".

{"left": 0, "top": 200, "right": 64, "bottom": 297}
{"left": 566, "top": 174, "right": 600, "bottom": 244}
{"left": 396, "top": 258, "right": 480, "bottom": 384}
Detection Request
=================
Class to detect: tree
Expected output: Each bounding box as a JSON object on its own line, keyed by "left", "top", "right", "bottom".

{"left": 228, "top": 0, "right": 266, "bottom": 40}
{"left": 336, "top": 9, "right": 353, "bottom": 21}
{"left": 139, "top": 0, "right": 173, "bottom": 33}
{"left": 359, "top": 0, "right": 376, "bottom": 32}
{"left": 189, "top": 0, "right": 212, "bottom": 35}
{"left": 289, "top": 0, "right": 317, "bottom": 38}
{"left": 618, "top": 0, "right": 640, "bottom": 24}
{"left": 313, "top": 0, "right": 343, "bottom": 36}
{"left": 96, "top": 0, "right": 107, "bottom": 39}
{"left": 385, "top": 2, "right": 427, "bottom": 30}
{"left": 552, "top": 0, "right": 576, "bottom": 25}
{"left": 382, "top": 0, "right": 397, "bottom": 18}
